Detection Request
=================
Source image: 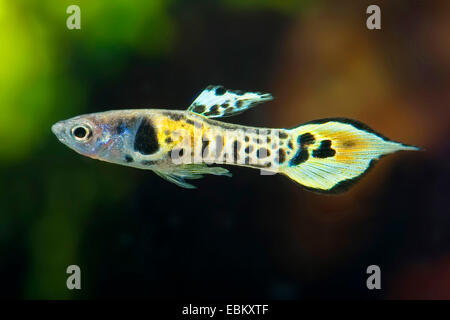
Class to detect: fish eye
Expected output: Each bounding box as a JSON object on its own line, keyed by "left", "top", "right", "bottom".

{"left": 71, "top": 124, "right": 92, "bottom": 141}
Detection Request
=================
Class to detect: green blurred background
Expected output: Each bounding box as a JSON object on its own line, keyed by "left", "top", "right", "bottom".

{"left": 0, "top": 0, "right": 449, "bottom": 299}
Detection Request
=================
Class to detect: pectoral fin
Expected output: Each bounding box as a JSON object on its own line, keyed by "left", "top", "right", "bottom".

{"left": 187, "top": 85, "right": 273, "bottom": 118}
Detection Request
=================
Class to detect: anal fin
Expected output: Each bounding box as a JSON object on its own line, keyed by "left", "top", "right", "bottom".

{"left": 153, "top": 164, "right": 232, "bottom": 189}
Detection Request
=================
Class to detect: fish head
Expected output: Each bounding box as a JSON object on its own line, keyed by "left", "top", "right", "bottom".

{"left": 51, "top": 111, "right": 129, "bottom": 161}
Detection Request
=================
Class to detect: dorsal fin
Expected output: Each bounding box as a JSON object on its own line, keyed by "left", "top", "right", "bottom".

{"left": 187, "top": 85, "right": 273, "bottom": 118}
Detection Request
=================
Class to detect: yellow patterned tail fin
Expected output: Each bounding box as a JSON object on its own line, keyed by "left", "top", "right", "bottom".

{"left": 281, "top": 118, "right": 419, "bottom": 193}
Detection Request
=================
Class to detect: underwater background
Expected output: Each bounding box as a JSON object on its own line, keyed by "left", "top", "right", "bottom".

{"left": 1, "top": 0, "right": 449, "bottom": 299}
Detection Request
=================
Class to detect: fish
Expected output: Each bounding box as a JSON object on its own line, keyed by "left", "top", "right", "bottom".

{"left": 51, "top": 85, "right": 419, "bottom": 193}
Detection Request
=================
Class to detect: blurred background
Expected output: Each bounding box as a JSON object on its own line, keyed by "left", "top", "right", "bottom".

{"left": 0, "top": 0, "right": 449, "bottom": 299}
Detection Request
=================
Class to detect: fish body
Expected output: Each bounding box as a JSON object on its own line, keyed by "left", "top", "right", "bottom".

{"left": 52, "top": 85, "right": 418, "bottom": 192}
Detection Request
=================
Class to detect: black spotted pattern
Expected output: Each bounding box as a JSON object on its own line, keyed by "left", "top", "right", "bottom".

{"left": 192, "top": 104, "right": 205, "bottom": 113}
{"left": 276, "top": 149, "right": 286, "bottom": 164}
{"left": 299, "top": 132, "right": 315, "bottom": 145}
{"left": 204, "top": 105, "right": 220, "bottom": 117}
{"left": 289, "top": 133, "right": 315, "bottom": 166}
{"left": 134, "top": 117, "right": 159, "bottom": 155}
{"left": 279, "top": 131, "right": 288, "bottom": 139}
{"left": 312, "top": 140, "right": 336, "bottom": 158}
{"left": 164, "top": 112, "right": 185, "bottom": 121}
{"left": 232, "top": 140, "right": 241, "bottom": 162}
{"left": 202, "top": 138, "right": 210, "bottom": 156}
{"left": 170, "top": 148, "right": 185, "bottom": 160}
{"left": 185, "top": 119, "right": 202, "bottom": 128}
{"left": 215, "top": 86, "right": 226, "bottom": 96}
{"left": 124, "top": 154, "right": 134, "bottom": 163}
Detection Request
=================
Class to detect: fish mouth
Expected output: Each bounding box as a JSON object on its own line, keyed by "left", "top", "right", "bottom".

{"left": 51, "top": 121, "right": 67, "bottom": 142}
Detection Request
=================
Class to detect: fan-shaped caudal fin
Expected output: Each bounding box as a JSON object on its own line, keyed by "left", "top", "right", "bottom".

{"left": 281, "top": 118, "right": 419, "bottom": 193}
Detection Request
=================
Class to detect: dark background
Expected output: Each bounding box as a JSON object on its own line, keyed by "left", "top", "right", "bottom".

{"left": 1, "top": 0, "right": 449, "bottom": 299}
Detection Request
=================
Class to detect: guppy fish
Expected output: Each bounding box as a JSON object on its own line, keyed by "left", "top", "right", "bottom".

{"left": 52, "top": 85, "right": 418, "bottom": 193}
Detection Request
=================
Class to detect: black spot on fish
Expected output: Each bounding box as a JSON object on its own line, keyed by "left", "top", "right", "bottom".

{"left": 170, "top": 148, "right": 184, "bottom": 160}
{"left": 299, "top": 132, "right": 315, "bottom": 146}
{"left": 134, "top": 118, "right": 159, "bottom": 155}
{"left": 141, "top": 160, "right": 156, "bottom": 166}
{"left": 266, "top": 137, "right": 271, "bottom": 143}
{"left": 288, "top": 133, "right": 318, "bottom": 165}
{"left": 245, "top": 136, "right": 250, "bottom": 142}
{"left": 186, "top": 119, "right": 202, "bottom": 128}
{"left": 232, "top": 140, "right": 241, "bottom": 152}
{"left": 204, "top": 105, "right": 220, "bottom": 117}
{"left": 289, "top": 149, "right": 308, "bottom": 166}
{"left": 244, "top": 157, "right": 250, "bottom": 165}
{"left": 202, "top": 138, "right": 210, "bottom": 157}
{"left": 287, "top": 140, "right": 293, "bottom": 149}
{"left": 215, "top": 86, "right": 226, "bottom": 96}
{"left": 245, "top": 145, "right": 253, "bottom": 154}
{"left": 312, "top": 140, "right": 336, "bottom": 158}
{"left": 164, "top": 112, "right": 185, "bottom": 121}
{"left": 165, "top": 137, "right": 173, "bottom": 144}
{"left": 276, "top": 149, "right": 286, "bottom": 164}
{"left": 221, "top": 103, "right": 229, "bottom": 108}
{"left": 192, "top": 104, "right": 205, "bottom": 113}
{"left": 279, "top": 131, "right": 288, "bottom": 139}
{"left": 235, "top": 100, "right": 243, "bottom": 108}
{"left": 232, "top": 140, "right": 241, "bottom": 162}
{"left": 124, "top": 154, "right": 134, "bottom": 163}
{"left": 256, "top": 148, "right": 270, "bottom": 158}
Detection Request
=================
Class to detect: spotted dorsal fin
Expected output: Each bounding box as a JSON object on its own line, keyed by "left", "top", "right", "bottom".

{"left": 187, "top": 85, "right": 273, "bottom": 118}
